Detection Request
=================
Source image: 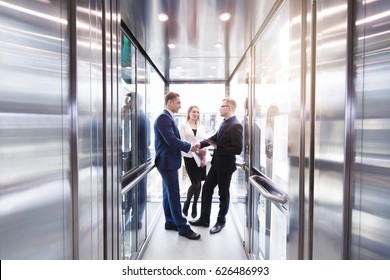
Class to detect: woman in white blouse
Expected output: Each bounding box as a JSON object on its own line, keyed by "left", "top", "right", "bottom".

{"left": 179, "top": 105, "right": 207, "bottom": 218}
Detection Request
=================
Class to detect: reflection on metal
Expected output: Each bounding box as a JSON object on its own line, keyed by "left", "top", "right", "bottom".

{"left": 121, "top": 0, "right": 277, "bottom": 82}
{"left": 249, "top": 175, "right": 288, "bottom": 205}
{"left": 121, "top": 163, "right": 156, "bottom": 195}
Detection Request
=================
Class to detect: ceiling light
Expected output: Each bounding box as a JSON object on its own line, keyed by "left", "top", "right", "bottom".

{"left": 219, "top": 12, "right": 231, "bottom": 21}
{"left": 158, "top": 13, "right": 169, "bottom": 21}
{"left": 214, "top": 42, "right": 223, "bottom": 48}
{"left": 168, "top": 43, "right": 176, "bottom": 48}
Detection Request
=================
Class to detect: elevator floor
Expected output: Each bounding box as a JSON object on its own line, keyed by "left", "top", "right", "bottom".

{"left": 140, "top": 203, "right": 248, "bottom": 260}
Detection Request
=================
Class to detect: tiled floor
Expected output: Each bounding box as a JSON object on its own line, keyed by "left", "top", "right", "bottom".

{"left": 140, "top": 203, "right": 248, "bottom": 260}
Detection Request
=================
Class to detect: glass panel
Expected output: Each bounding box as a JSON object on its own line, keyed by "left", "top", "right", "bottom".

{"left": 253, "top": 3, "right": 290, "bottom": 189}
{"left": 146, "top": 168, "right": 163, "bottom": 231}
{"left": 251, "top": 186, "right": 287, "bottom": 260}
{"left": 136, "top": 55, "right": 147, "bottom": 247}
{"left": 230, "top": 52, "right": 251, "bottom": 242}
{"left": 120, "top": 34, "right": 136, "bottom": 175}
{"left": 122, "top": 186, "right": 137, "bottom": 259}
{"left": 146, "top": 61, "right": 165, "bottom": 159}
{"left": 122, "top": 168, "right": 163, "bottom": 260}
{"left": 252, "top": 192, "right": 267, "bottom": 259}
{"left": 169, "top": 84, "right": 226, "bottom": 137}
{"left": 120, "top": 32, "right": 165, "bottom": 259}
{"left": 251, "top": 2, "right": 290, "bottom": 260}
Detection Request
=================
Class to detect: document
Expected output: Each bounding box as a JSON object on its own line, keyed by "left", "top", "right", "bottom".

{"left": 204, "top": 138, "right": 217, "bottom": 147}
{"left": 192, "top": 151, "right": 201, "bottom": 167}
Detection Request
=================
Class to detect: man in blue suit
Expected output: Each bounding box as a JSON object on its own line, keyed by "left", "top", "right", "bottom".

{"left": 154, "top": 92, "right": 201, "bottom": 240}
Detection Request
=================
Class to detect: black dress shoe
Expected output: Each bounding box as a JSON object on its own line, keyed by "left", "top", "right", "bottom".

{"left": 189, "top": 219, "right": 209, "bottom": 227}
{"left": 191, "top": 207, "right": 197, "bottom": 218}
{"left": 209, "top": 222, "right": 225, "bottom": 234}
{"left": 179, "top": 229, "right": 201, "bottom": 240}
{"left": 164, "top": 222, "right": 178, "bottom": 231}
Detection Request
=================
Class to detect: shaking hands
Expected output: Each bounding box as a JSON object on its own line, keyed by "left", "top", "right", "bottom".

{"left": 191, "top": 142, "right": 201, "bottom": 152}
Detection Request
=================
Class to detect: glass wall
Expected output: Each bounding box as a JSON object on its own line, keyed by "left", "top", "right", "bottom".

{"left": 120, "top": 30, "right": 165, "bottom": 259}
{"left": 120, "top": 34, "right": 136, "bottom": 175}
{"left": 229, "top": 52, "right": 252, "bottom": 242}
{"left": 169, "top": 84, "right": 226, "bottom": 137}
{"left": 251, "top": 2, "right": 290, "bottom": 260}
{"left": 144, "top": 61, "right": 165, "bottom": 235}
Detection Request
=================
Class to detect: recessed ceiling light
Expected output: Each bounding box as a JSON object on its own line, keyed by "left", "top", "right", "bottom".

{"left": 168, "top": 43, "right": 176, "bottom": 48}
{"left": 214, "top": 42, "right": 223, "bottom": 48}
{"left": 219, "top": 12, "right": 231, "bottom": 21}
{"left": 158, "top": 13, "right": 169, "bottom": 21}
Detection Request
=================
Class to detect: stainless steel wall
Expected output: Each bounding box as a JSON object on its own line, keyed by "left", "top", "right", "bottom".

{"left": 0, "top": 0, "right": 120, "bottom": 259}
{"left": 0, "top": 0, "right": 72, "bottom": 259}
{"left": 1, "top": 0, "right": 389, "bottom": 260}
{"left": 74, "top": 0, "right": 105, "bottom": 260}
{"left": 352, "top": 0, "right": 390, "bottom": 259}
{"left": 312, "top": 0, "right": 348, "bottom": 259}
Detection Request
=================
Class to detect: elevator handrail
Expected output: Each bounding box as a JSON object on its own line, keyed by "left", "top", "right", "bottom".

{"left": 249, "top": 174, "right": 288, "bottom": 204}
{"left": 121, "top": 162, "right": 155, "bottom": 195}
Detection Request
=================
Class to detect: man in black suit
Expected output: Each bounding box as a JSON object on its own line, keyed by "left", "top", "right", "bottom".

{"left": 190, "top": 97, "right": 243, "bottom": 234}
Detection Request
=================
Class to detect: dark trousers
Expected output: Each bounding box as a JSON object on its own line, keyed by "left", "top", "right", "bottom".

{"left": 199, "top": 164, "right": 234, "bottom": 224}
{"left": 158, "top": 168, "right": 190, "bottom": 234}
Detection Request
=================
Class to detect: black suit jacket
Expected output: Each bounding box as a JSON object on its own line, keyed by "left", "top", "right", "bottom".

{"left": 200, "top": 115, "right": 243, "bottom": 172}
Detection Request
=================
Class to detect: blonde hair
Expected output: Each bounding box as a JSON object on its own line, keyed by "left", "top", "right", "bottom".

{"left": 186, "top": 105, "right": 200, "bottom": 123}
{"left": 223, "top": 97, "right": 237, "bottom": 112}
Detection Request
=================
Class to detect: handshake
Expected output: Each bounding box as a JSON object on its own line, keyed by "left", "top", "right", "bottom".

{"left": 191, "top": 143, "right": 202, "bottom": 153}
{"left": 190, "top": 142, "right": 207, "bottom": 167}
{"left": 191, "top": 139, "right": 217, "bottom": 153}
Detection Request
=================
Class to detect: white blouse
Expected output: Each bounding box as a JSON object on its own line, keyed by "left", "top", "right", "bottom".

{"left": 179, "top": 121, "right": 206, "bottom": 158}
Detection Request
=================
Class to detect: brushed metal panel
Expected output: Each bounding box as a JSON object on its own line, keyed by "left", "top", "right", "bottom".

{"left": 312, "top": 0, "right": 348, "bottom": 259}
{"left": 0, "top": 0, "right": 72, "bottom": 259}
{"left": 121, "top": 0, "right": 272, "bottom": 82}
{"left": 352, "top": 0, "right": 390, "bottom": 259}
{"left": 104, "top": 0, "right": 121, "bottom": 260}
{"left": 75, "top": 0, "right": 105, "bottom": 259}
{"left": 287, "top": 0, "right": 304, "bottom": 260}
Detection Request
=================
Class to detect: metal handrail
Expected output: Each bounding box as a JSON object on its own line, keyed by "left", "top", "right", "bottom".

{"left": 121, "top": 163, "right": 155, "bottom": 195}
{"left": 249, "top": 174, "right": 288, "bottom": 204}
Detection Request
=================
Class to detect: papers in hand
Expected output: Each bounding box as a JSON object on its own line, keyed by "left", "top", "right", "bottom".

{"left": 192, "top": 151, "right": 202, "bottom": 167}
{"left": 204, "top": 138, "right": 217, "bottom": 147}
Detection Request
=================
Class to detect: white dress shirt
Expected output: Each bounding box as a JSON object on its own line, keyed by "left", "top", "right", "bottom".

{"left": 179, "top": 121, "right": 206, "bottom": 158}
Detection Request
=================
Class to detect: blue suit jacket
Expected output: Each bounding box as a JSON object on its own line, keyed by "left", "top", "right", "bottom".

{"left": 154, "top": 109, "right": 191, "bottom": 171}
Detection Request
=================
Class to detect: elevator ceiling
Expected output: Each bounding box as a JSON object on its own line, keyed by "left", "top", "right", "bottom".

{"left": 122, "top": 0, "right": 269, "bottom": 83}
